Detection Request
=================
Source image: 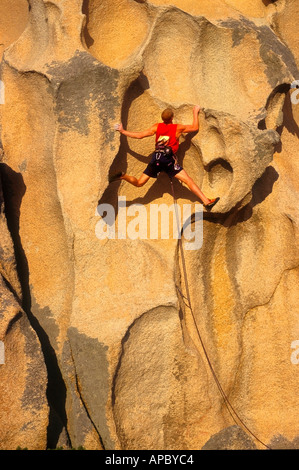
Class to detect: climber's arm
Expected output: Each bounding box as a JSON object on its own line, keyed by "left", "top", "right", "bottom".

{"left": 115, "top": 123, "right": 158, "bottom": 139}
{"left": 176, "top": 105, "right": 201, "bottom": 136}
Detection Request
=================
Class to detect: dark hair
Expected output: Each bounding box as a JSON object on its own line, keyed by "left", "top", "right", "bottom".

{"left": 161, "top": 108, "right": 174, "bottom": 123}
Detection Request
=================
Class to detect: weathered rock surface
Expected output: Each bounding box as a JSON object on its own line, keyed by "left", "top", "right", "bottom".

{"left": 0, "top": 0, "right": 298, "bottom": 450}
{"left": 0, "top": 151, "right": 48, "bottom": 450}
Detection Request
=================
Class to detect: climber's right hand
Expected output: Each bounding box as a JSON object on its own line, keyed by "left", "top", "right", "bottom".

{"left": 114, "top": 123, "right": 123, "bottom": 133}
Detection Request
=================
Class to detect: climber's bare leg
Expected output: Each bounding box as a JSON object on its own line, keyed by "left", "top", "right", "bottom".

{"left": 121, "top": 172, "right": 150, "bottom": 188}
{"left": 174, "top": 169, "right": 211, "bottom": 205}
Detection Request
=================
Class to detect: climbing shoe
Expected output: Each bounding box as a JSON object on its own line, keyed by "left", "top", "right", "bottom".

{"left": 109, "top": 171, "right": 124, "bottom": 183}
{"left": 204, "top": 197, "right": 220, "bottom": 210}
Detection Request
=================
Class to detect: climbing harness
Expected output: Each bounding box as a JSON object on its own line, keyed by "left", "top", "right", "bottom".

{"left": 169, "top": 177, "right": 271, "bottom": 450}
{"left": 154, "top": 140, "right": 181, "bottom": 173}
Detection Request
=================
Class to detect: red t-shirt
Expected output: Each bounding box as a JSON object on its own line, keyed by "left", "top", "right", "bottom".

{"left": 155, "top": 123, "right": 179, "bottom": 154}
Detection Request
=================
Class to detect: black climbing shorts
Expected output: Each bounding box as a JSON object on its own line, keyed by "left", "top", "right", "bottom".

{"left": 143, "top": 148, "right": 183, "bottom": 179}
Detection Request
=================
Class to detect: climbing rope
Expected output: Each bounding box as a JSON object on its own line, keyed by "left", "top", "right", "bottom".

{"left": 169, "top": 178, "right": 271, "bottom": 450}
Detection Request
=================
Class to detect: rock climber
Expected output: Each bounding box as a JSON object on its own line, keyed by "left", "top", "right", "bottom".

{"left": 111, "top": 105, "right": 220, "bottom": 210}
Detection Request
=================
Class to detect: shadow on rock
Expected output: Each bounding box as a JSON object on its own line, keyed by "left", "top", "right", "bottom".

{"left": 0, "top": 162, "right": 69, "bottom": 449}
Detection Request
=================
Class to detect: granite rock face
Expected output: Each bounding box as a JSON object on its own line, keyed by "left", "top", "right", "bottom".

{"left": 0, "top": 152, "right": 48, "bottom": 450}
{"left": 0, "top": 0, "right": 298, "bottom": 450}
